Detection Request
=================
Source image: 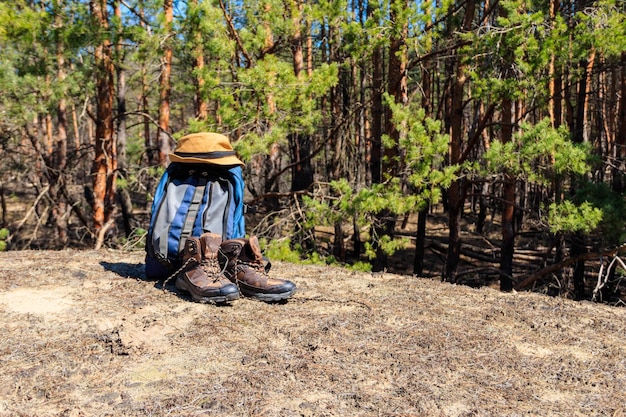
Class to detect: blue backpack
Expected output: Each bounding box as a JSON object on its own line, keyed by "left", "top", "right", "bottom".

{"left": 145, "top": 162, "right": 246, "bottom": 280}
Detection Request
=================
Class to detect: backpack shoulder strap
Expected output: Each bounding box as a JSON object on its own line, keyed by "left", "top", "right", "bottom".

{"left": 178, "top": 175, "right": 208, "bottom": 253}
{"left": 228, "top": 165, "right": 246, "bottom": 238}
{"left": 148, "top": 168, "right": 171, "bottom": 231}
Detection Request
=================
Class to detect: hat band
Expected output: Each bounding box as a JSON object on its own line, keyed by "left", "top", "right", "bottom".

{"left": 174, "top": 151, "right": 236, "bottom": 159}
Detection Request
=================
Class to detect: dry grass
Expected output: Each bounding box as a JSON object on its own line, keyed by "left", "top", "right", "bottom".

{"left": 0, "top": 249, "right": 625, "bottom": 416}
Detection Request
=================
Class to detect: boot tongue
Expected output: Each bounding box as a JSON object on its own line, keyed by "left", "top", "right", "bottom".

{"left": 201, "top": 233, "right": 222, "bottom": 259}
{"left": 245, "top": 236, "right": 264, "bottom": 263}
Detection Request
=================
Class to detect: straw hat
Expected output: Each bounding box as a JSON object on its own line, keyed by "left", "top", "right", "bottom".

{"left": 168, "top": 132, "right": 243, "bottom": 166}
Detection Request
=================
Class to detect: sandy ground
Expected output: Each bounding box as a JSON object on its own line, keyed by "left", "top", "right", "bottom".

{"left": 0, "top": 249, "right": 625, "bottom": 416}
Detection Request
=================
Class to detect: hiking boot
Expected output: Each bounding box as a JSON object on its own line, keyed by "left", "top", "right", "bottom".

{"left": 175, "top": 233, "right": 240, "bottom": 303}
{"left": 219, "top": 236, "right": 296, "bottom": 302}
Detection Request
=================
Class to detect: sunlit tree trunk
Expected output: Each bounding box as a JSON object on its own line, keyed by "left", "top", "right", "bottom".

{"left": 291, "top": 0, "right": 304, "bottom": 77}
{"left": 574, "top": 48, "right": 596, "bottom": 143}
{"left": 136, "top": 6, "right": 153, "bottom": 167}
{"left": 157, "top": 0, "right": 173, "bottom": 167}
{"left": 115, "top": 2, "right": 127, "bottom": 172}
{"left": 141, "top": 66, "right": 152, "bottom": 165}
{"left": 90, "top": 0, "right": 117, "bottom": 240}
{"left": 355, "top": 49, "right": 366, "bottom": 258}
{"left": 190, "top": 0, "right": 208, "bottom": 120}
{"left": 114, "top": 1, "right": 134, "bottom": 237}
{"left": 71, "top": 102, "right": 80, "bottom": 150}
{"left": 45, "top": 76, "right": 54, "bottom": 158}
{"left": 306, "top": 14, "right": 313, "bottom": 78}
{"left": 50, "top": 2, "right": 69, "bottom": 245}
{"left": 288, "top": 0, "right": 313, "bottom": 193}
{"left": 548, "top": 0, "right": 562, "bottom": 128}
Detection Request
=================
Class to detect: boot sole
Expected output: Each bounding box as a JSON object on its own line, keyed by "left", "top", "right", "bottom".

{"left": 242, "top": 288, "right": 297, "bottom": 302}
{"left": 175, "top": 278, "right": 239, "bottom": 304}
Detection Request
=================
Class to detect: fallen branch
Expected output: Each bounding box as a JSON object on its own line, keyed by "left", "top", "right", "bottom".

{"left": 25, "top": 205, "right": 50, "bottom": 249}
{"left": 454, "top": 266, "right": 513, "bottom": 282}
{"left": 59, "top": 181, "right": 92, "bottom": 235}
{"left": 592, "top": 256, "right": 626, "bottom": 302}
{"left": 7, "top": 185, "right": 50, "bottom": 244}
{"left": 515, "top": 243, "right": 626, "bottom": 290}
{"left": 248, "top": 190, "right": 312, "bottom": 205}
{"left": 95, "top": 217, "right": 116, "bottom": 250}
{"left": 429, "top": 239, "right": 500, "bottom": 264}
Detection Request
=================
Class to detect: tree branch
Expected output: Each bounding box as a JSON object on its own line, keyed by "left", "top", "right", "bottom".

{"left": 515, "top": 243, "right": 626, "bottom": 290}
{"left": 7, "top": 185, "right": 50, "bottom": 244}
{"left": 219, "top": 0, "right": 253, "bottom": 68}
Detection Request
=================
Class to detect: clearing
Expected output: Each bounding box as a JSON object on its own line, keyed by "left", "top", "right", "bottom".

{"left": 0, "top": 249, "right": 624, "bottom": 416}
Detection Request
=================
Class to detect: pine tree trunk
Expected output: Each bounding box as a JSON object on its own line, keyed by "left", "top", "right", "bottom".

{"left": 368, "top": 0, "right": 383, "bottom": 185}
{"left": 115, "top": 2, "right": 128, "bottom": 173}
{"left": 383, "top": 3, "right": 407, "bottom": 177}
{"left": 71, "top": 102, "right": 80, "bottom": 150}
{"left": 157, "top": 0, "right": 173, "bottom": 167}
{"left": 90, "top": 0, "right": 117, "bottom": 238}
{"left": 572, "top": 232, "right": 587, "bottom": 300}
{"left": 44, "top": 76, "right": 53, "bottom": 159}
{"left": 572, "top": 0, "right": 594, "bottom": 145}
{"left": 288, "top": 0, "right": 313, "bottom": 194}
{"left": 548, "top": 0, "right": 562, "bottom": 128}
{"left": 51, "top": 7, "right": 69, "bottom": 245}
{"left": 500, "top": 109, "right": 515, "bottom": 290}
{"left": 444, "top": 0, "right": 475, "bottom": 282}
{"left": 499, "top": 2, "right": 515, "bottom": 292}
{"left": 373, "top": 0, "right": 408, "bottom": 271}
{"left": 113, "top": 2, "right": 132, "bottom": 237}
{"left": 615, "top": 52, "right": 626, "bottom": 191}
{"left": 414, "top": 56, "right": 432, "bottom": 276}
{"left": 330, "top": 67, "right": 344, "bottom": 259}
{"left": 138, "top": 6, "right": 153, "bottom": 167}
{"left": 290, "top": 0, "right": 304, "bottom": 77}
{"left": 190, "top": 0, "right": 208, "bottom": 120}
{"left": 574, "top": 49, "right": 596, "bottom": 143}
{"left": 414, "top": 207, "right": 428, "bottom": 276}
{"left": 306, "top": 15, "right": 313, "bottom": 78}
{"left": 571, "top": 43, "right": 595, "bottom": 294}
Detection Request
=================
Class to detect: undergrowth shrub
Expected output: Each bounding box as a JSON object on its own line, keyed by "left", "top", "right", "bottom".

{"left": 0, "top": 228, "right": 8, "bottom": 251}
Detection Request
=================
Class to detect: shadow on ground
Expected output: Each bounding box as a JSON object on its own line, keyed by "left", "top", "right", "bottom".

{"left": 100, "top": 261, "right": 146, "bottom": 280}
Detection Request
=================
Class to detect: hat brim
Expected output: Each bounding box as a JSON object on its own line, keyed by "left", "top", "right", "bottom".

{"left": 168, "top": 153, "right": 244, "bottom": 166}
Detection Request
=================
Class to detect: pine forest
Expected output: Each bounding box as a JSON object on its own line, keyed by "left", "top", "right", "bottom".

{"left": 1, "top": 0, "right": 626, "bottom": 303}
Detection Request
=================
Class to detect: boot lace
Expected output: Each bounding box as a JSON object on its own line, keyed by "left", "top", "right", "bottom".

{"left": 199, "top": 253, "right": 229, "bottom": 282}
{"left": 161, "top": 250, "right": 228, "bottom": 291}
{"left": 235, "top": 260, "right": 270, "bottom": 284}
{"left": 161, "top": 257, "right": 194, "bottom": 290}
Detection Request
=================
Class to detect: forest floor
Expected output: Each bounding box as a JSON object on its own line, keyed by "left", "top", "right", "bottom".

{"left": 0, "top": 248, "right": 625, "bottom": 416}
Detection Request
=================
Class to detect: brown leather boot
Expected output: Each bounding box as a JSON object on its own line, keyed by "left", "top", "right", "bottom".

{"left": 175, "top": 233, "right": 240, "bottom": 303}
{"left": 219, "top": 236, "right": 296, "bottom": 302}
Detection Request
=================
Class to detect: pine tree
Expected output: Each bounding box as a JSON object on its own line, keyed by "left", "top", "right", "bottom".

{"left": 90, "top": 0, "right": 117, "bottom": 244}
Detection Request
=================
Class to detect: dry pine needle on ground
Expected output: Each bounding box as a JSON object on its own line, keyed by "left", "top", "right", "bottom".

{"left": 0, "top": 249, "right": 624, "bottom": 416}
